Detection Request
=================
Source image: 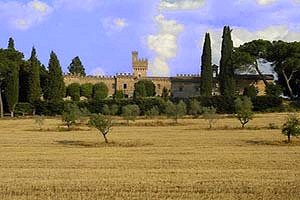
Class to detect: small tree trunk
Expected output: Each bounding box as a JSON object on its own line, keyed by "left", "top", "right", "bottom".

{"left": 10, "top": 111, "right": 14, "bottom": 118}
{"left": 254, "top": 61, "right": 268, "bottom": 87}
{"left": 103, "top": 133, "right": 109, "bottom": 143}
{"left": 282, "top": 68, "right": 294, "bottom": 99}
{"left": 287, "top": 134, "right": 291, "bottom": 143}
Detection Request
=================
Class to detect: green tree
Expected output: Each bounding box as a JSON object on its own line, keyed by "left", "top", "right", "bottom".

{"left": 233, "top": 39, "right": 272, "bottom": 86}
{"left": 68, "top": 56, "right": 86, "bottom": 76}
{"left": 134, "top": 81, "right": 146, "bottom": 98}
{"left": 8, "top": 37, "right": 14, "bottom": 49}
{"left": 19, "top": 60, "right": 30, "bottom": 102}
{"left": 102, "top": 104, "right": 111, "bottom": 115}
{"left": 200, "top": 32, "right": 212, "bottom": 97}
{"left": 111, "top": 104, "right": 119, "bottom": 116}
{"left": 62, "top": 103, "right": 81, "bottom": 130}
{"left": 89, "top": 114, "right": 113, "bottom": 143}
{"left": 145, "top": 106, "right": 160, "bottom": 118}
{"left": 93, "top": 82, "right": 108, "bottom": 100}
{"left": 134, "top": 80, "right": 156, "bottom": 98}
{"left": 265, "top": 83, "right": 282, "bottom": 97}
{"left": 267, "top": 41, "right": 300, "bottom": 99}
{"left": 122, "top": 104, "right": 140, "bottom": 125}
{"left": 282, "top": 114, "right": 300, "bottom": 143}
{"left": 67, "top": 83, "right": 81, "bottom": 101}
{"left": 27, "top": 47, "right": 42, "bottom": 103}
{"left": 219, "top": 26, "right": 235, "bottom": 98}
{"left": 80, "top": 83, "right": 93, "bottom": 99}
{"left": 243, "top": 85, "right": 258, "bottom": 98}
{"left": 161, "top": 87, "right": 169, "bottom": 101}
{"left": 234, "top": 96, "right": 254, "bottom": 128}
{"left": 114, "top": 90, "right": 124, "bottom": 100}
{"left": 40, "top": 64, "right": 49, "bottom": 99}
{"left": 45, "top": 51, "right": 65, "bottom": 101}
{"left": 0, "top": 49, "right": 10, "bottom": 118}
{"left": 165, "top": 100, "right": 186, "bottom": 124}
{"left": 202, "top": 106, "right": 218, "bottom": 129}
{"left": 4, "top": 38, "right": 24, "bottom": 117}
{"left": 189, "top": 99, "right": 202, "bottom": 118}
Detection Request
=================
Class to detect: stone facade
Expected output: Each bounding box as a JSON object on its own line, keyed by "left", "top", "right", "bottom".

{"left": 64, "top": 51, "right": 274, "bottom": 98}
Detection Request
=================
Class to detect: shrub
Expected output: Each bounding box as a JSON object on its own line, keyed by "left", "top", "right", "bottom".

{"left": 92, "top": 82, "right": 108, "bottom": 100}
{"left": 15, "top": 103, "right": 34, "bottom": 116}
{"left": 66, "top": 83, "right": 81, "bottom": 101}
{"left": 282, "top": 114, "right": 300, "bottom": 143}
{"left": 202, "top": 106, "right": 218, "bottom": 129}
{"left": 122, "top": 104, "right": 140, "bottom": 125}
{"left": 62, "top": 103, "right": 81, "bottom": 130}
{"left": 80, "top": 83, "right": 93, "bottom": 99}
{"left": 234, "top": 96, "right": 254, "bottom": 128}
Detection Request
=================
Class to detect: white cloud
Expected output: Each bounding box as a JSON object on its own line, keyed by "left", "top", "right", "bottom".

{"left": 255, "top": 0, "right": 276, "bottom": 6}
{"left": 101, "top": 17, "right": 128, "bottom": 35}
{"left": 90, "top": 67, "right": 106, "bottom": 76}
{"left": 147, "top": 14, "right": 184, "bottom": 76}
{"left": 0, "top": 1, "right": 53, "bottom": 30}
{"left": 54, "top": 0, "right": 102, "bottom": 11}
{"left": 158, "top": 0, "right": 206, "bottom": 10}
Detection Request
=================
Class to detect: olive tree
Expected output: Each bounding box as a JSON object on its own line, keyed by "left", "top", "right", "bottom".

{"left": 282, "top": 114, "right": 300, "bottom": 143}
{"left": 89, "top": 114, "right": 112, "bottom": 143}
{"left": 122, "top": 104, "right": 140, "bottom": 125}
{"left": 234, "top": 96, "right": 254, "bottom": 128}
{"left": 202, "top": 106, "right": 218, "bottom": 129}
{"left": 165, "top": 100, "right": 187, "bottom": 124}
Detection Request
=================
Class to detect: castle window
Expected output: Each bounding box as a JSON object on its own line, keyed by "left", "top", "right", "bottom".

{"left": 157, "top": 84, "right": 161, "bottom": 89}
{"left": 112, "top": 83, "right": 116, "bottom": 89}
{"left": 179, "top": 86, "right": 184, "bottom": 92}
{"left": 123, "top": 83, "right": 127, "bottom": 89}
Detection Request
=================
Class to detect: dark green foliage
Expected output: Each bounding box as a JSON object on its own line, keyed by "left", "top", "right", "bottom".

{"left": 45, "top": 51, "right": 65, "bottom": 101}
{"left": 161, "top": 87, "right": 169, "bottom": 101}
{"left": 134, "top": 80, "right": 156, "bottom": 98}
{"left": 243, "top": 85, "right": 258, "bottom": 98}
{"left": 282, "top": 114, "right": 300, "bottom": 143}
{"left": 265, "top": 83, "right": 282, "bottom": 97}
{"left": 39, "top": 64, "right": 49, "bottom": 98}
{"left": 200, "top": 32, "right": 212, "bottom": 97}
{"left": 0, "top": 49, "right": 10, "bottom": 118}
{"left": 67, "top": 83, "right": 81, "bottom": 101}
{"left": 114, "top": 90, "right": 124, "bottom": 100}
{"left": 19, "top": 61, "right": 30, "bottom": 102}
{"left": 102, "top": 104, "right": 110, "bottom": 115}
{"left": 34, "top": 100, "right": 64, "bottom": 116}
{"left": 122, "top": 104, "right": 140, "bottom": 125}
{"left": 80, "top": 83, "right": 93, "bottom": 99}
{"left": 234, "top": 96, "right": 254, "bottom": 128}
{"left": 134, "top": 97, "right": 166, "bottom": 116}
{"left": 8, "top": 38, "right": 15, "bottom": 49}
{"left": 68, "top": 56, "right": 86, "bottom": 76}
{"left": 219, "top": 26, "right": 235, "bottom": 98}
{"left": 199, "top": 96, "right": 235, "bottom": 114}
{"left": 93, "top": 82, "right": 108, "bottom": 100}
{"left": 110, "top": 104, "right": 119, "bottom": 116}
{"left": 62, "top": 103, "right": 81, "bottom": 130}
{"left": 134, "top": 81, "right": 146, "bottom": 98}
{"left": 15, "top": 102, "right": 34, "bottom": 116}
{"left": 252, "top": 96, "right": 282, "bottom": 112}
{"left": 27, "top": 47, "right": 42, "bottom": 103}
{"left": 88, "top": 114, "right": 112, "bottom": 143}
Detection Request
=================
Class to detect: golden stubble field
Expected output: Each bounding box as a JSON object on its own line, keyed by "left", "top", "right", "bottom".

{"left": 0, "top": 113, "right": 299, "bottom": 199}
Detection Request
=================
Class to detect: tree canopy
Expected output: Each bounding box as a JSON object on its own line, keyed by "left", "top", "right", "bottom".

{"left": 68, "top": 56, "right": 86, "bottom": 76}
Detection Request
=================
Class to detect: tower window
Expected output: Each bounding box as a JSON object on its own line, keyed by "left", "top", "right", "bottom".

{"left": 123, "top": 83, "right": 127, "bottom": 89}
{"left": 179, "top": 86, "right": 183, "bottom": 92}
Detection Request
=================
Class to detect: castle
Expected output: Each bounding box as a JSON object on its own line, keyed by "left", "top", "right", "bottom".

{"left": 64, "top": 51, "right": 274, "bottom": 98}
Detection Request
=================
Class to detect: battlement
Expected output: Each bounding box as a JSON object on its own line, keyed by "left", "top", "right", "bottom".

{"left": 176, "top": 74, "right": 200, "bottom": 77}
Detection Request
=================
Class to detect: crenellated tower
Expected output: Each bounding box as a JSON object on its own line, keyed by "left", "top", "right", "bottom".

{"left": 132, "top": 51, "right": 148, "bottom": 78}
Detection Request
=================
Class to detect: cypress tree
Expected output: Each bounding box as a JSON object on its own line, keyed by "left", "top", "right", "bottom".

{"left": 8, "top": 37, "right": 15, "bottom": 49}
{"left": 28, "top": 47, "right": 41, "bottom": 103}
{"left": 68, "top": 56, "right": 86, "bottom": 76}
{"left": 219, "top": 26, "right": 235, "bottom": 98}
{"left": 4, "top": 38, "right": 23, "bottom": 117}
{"left": 200, "top": 32, "right": 212, "bottom": 97}
{"left": 46, "top": 51, "right": 65, "bottom": 101}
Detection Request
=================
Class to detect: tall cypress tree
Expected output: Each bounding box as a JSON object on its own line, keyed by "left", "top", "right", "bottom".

{"left": 4, "top": 38, "right": 23, "bottom": 117}
{"left": 219, "top": 26, "right": 235, "bottom": 97}
{"left": 68, "top": 56, "right": 86, "bottom": 76}
{"left": 27, "top": 47, "right": 41, "bottom": 103}
{"left": 200, "top": 32, "right": 212, "bottom": 97}
{"left": 45, "top": 51, "right": 65, "bottom": 101}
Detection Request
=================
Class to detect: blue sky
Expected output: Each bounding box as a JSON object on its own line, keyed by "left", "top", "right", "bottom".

{"left": 1, "top": 0, "right": 300, "bottom": 77}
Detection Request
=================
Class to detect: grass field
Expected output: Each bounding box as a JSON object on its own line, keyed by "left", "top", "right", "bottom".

{"left": 0, "top": 113, "right": 299, "bottom": 199}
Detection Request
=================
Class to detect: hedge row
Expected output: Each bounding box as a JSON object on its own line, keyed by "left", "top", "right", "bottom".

{"left": 15, "top": 95, "right": 284, "bottom": 116}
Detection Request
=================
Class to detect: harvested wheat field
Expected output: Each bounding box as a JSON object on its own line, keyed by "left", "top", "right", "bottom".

{"left": 0, "top": 112, "right": 299, "bottom": 199}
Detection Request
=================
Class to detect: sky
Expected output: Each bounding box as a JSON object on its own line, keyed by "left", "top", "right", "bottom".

{"left": 1, "top": 0, "right": 300, "bottom": 77}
